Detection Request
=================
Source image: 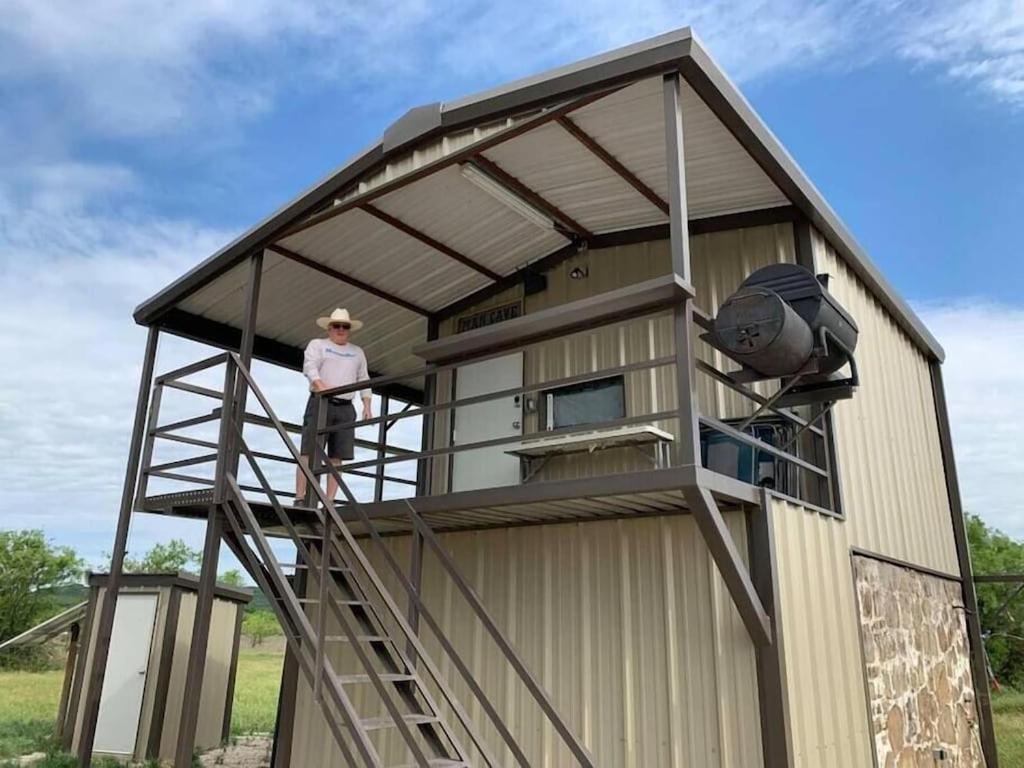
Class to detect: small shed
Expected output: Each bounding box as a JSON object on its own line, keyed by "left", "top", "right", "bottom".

{"left": 63, "top": 572, "right": 251, "bottom": 762}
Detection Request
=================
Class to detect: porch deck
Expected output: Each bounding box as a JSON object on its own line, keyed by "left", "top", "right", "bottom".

{"left": 140, "top": 465, "right": 760, "bottom": 538}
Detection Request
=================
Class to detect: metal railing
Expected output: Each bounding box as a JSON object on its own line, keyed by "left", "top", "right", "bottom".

{"left": 136, "top": 297, "right": 839, "bottom": 516}
{"left": 219, "top": 352, "right": 596, "bottom": 766}
{"left": 135, "top": 353, "right": 415, "bottom": 509}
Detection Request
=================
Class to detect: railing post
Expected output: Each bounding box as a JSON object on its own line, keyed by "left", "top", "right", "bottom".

{"left": 374, "top": 394, "right": 389, "bottom": 502}
{"left": 307, "top": 394, "right": 327, "bottom": 508}
{"left": 133, "top": 382, "right": 163, "bottom": 509}
{"left": 77, "top": 326, "right": 160, "bottom": 767}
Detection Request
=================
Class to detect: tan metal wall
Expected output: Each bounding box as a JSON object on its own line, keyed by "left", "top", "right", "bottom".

{"left": 431, "top": 223, "right": 796, "bottom": 488}
{"left": 159, "top": 593, "right": 240, "bottom": 758}
{"left": 813, "top": 230, "right": 959, "bottom": 575}
{"left": 288, "top": 513, "right": 763, "bottom": 767}
{"left": 771, "top": 496, "right": 875, "bottom": 768}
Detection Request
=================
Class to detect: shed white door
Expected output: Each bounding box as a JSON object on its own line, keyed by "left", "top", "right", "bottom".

{"left": 452, "top": 353, "right": 523, "bottom": 492}
{"left": 94, "top": 593, "right": 158, "bottom": 755}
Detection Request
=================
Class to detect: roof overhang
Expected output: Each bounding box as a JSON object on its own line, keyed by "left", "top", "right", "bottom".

{"left": 133, "top": 27, "right": 944, "bottom": 363}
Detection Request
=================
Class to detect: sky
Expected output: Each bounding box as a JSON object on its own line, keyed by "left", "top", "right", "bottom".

{"left": 0, "top": 0, "right": 1022, "bottom": 574}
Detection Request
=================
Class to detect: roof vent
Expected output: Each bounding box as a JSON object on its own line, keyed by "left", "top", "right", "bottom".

{"left": 382, "top": 102, "right": 443, "bottom": 153}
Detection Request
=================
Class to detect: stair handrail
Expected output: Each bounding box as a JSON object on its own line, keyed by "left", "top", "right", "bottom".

{"left": 225, "top": 353, "right": 501, "bottom": 767}
{"left": 308, "top": 418, "right": 598, "bottom": 766}
{"left": 228, "top": 432, "right": 473, "bottom": 766}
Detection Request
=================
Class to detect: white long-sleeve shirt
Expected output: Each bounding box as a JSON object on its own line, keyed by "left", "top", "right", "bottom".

{"left": 302, "top": 339, "right": 370, "bottom": 401}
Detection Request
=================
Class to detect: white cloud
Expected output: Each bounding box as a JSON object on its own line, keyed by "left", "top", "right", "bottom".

{"left": 0, "top": 160, "right": 422, "bottom": 570}
{"left": 917, "top": 300, "right": 1024, "bottom": 540}
{"left": 0, "top": 0, "right": 1021, "bottom": 146}
{"left": 897, "top": 0, "right": 1024, "bottom": 107}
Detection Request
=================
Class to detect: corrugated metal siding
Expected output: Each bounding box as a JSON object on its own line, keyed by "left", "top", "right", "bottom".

{"left": 158, "top": 593, "right": 240, "bottom": 758}
{"left": 431, "top": 224, "right": 796, "bottom": 487}
{"left": 288, "top": 514, "right": 762, "bottom": 767}
{"left": 771, "top": 496, "right": 874, "bottom": 768}
{"left": 813, "top": 230, "right": 959, "bottom": 575}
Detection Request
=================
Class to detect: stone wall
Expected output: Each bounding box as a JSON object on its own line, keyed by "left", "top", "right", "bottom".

{"left": 853, "top": 555, "right": 986, "bottom": 767}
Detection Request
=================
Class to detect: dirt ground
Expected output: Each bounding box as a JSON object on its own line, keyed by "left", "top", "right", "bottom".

{"left": 198, "top": 736, "right": 273, "bottom": 768}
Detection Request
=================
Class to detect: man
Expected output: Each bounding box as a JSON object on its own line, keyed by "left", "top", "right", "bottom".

{"left": 296, "top": 308, "right": 372, "bottom": 504}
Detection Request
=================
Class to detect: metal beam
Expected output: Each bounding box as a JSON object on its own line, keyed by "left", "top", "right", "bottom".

{"left": 930, "top": 362, "right": 1000, "bottom": 766}
{"left": 556, "top": 115, "right": 669, "bottom": 215}
{"left": 976, "top": 574, "right": 1024, "bottom": 584}
{"left": 267, "top": 243, "right": 430, "bottom": 317}
{"left": 361, "top": 204, "right": 502, "bottom": 282}
{"left": 751, "top": 492, "right": 794, "bottom": 767}
{"left": 273, "top": 87, "right": 617, "bottom": 244}
{"left": 683, "top": 483, "right": 772, "bottom": 647}
{"left": 157, "top": 307, "right": 424, "bottom": 404}
{"left": 466, "top": 155, "right": 593, "bottom": 240}
{"left": 77, "top": 326, "right": 160, "bottom": 768}
{"left": 663, "top": 72, "right": 691, "bottom": 282}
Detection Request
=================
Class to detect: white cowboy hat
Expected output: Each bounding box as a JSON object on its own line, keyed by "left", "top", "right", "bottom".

{"left": 316, "top": 307, "right": 364, "bottom": 331}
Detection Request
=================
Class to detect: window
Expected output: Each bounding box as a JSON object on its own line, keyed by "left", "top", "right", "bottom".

{"left": 541, "top": 376, "right": 625, "bottom": 430}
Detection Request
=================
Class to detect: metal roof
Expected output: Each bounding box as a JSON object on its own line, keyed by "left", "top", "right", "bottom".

{"left": 0, "top": 601, "right": 87, "bottom": 651}
{"left": 135, "top": 27, "right": 944, "bottom": 367}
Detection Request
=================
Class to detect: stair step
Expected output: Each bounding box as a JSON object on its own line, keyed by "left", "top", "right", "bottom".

{"left": 336, "top": 672, "right": 415, "bottom": 684}
{"left": 273, "top": 596, "right": 367, "bottom": 607}
{"left": 278, "top": 563, "right": 352, "bottom": 572}
{"left": 388, "top": 761, "right": 468, "bottom": 768}
{"left": 358, "top": 714, "right": 440, "bottom": 731}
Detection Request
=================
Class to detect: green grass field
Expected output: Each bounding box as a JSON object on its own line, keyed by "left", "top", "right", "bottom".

{"left": 0, "top": 649, "right": 283, "bottom": 761}
{"left": 1, "top": 652, "right": 1021, "bottom": 763}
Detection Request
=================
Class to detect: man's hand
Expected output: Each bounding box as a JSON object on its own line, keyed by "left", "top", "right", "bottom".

{"left": 362, "top": 399, "right": 373, "bottom": 421}
{"left": 311, "top": 379, "right": 327, "bottom": 393}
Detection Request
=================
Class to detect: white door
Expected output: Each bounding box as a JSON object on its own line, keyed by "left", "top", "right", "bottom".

{"left": 452, "top": 353, "right": 523, "bottom": 492}
{"left": 94, "top": 593, "right": 159, "bottom": 755}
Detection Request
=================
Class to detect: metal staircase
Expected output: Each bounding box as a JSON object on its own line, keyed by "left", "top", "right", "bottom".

{"left": 145, "top": 352, "right": 595, "bottom": 768}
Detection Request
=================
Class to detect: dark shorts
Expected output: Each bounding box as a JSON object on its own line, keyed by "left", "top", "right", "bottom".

{"left": 300, "top": 395, "right": 356, "bottom": 460}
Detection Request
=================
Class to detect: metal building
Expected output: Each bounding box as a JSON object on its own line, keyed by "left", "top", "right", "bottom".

{"left": 78, "top": 27, "right": 994, "bottom": 768}
{"left": 66, "top": 573, "right": 250, "bottom": 762}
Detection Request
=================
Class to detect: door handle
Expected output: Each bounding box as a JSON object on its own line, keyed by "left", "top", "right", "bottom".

{"left": 512, "top": 420, "right": 521, "bottom": 430}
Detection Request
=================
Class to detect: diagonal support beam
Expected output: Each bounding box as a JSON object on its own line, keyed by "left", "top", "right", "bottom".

{"left": 556, "top": 115, "right": 669, "bottom": 215}
{"left": 467, "top": 155, "right": 593, "bottom": 240}
{"left": 266, "top": 243, "right": 430, "bottom": 317}
{"left": 683, "top": 482, "right": 773, "bottom": 647}
{"left": 361, "top": 203, "right": 501, "bottom": 281}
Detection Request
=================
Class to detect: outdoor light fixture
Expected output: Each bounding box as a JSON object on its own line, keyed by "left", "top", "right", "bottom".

{"left": 569, "top": 266, "right": 589, "bottom": 280}
{"left": 460, "top": 162, "right": 557, "bottom": 231}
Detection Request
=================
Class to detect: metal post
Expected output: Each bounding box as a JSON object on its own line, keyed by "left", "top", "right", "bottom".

{"left": 229, "top": 251, "right": 264, "bottom": 476}
{"left": 930, "top": 362, "right": 999, "bottom": 767}
{"left": 173, "top": 507, "right": 223, "bottom": 768}
{"left": 417, "top": 317, "right": 440, "bottom": 495}
{"left": 663, "top": 71, "right": 691, "bottom": 284}
{"left": 406, "top": 527, "right": 424, "bottom": 666}
{"left": 664, "top": 71, "right": 701, "bottom": 467}
{"left": 55, "top": 622, "right": 81, "bottom": 743}
{"left": 77, "top": 326, "right": 159, "bottom": 767}
{"left": 176, "top": 251, "right": 262, "bottom": 768}
{"left": 374, "top": 394, "right": 390, "bottom": 502}
{"left": 751, "top": 494, "right": 794, "bottom": 767}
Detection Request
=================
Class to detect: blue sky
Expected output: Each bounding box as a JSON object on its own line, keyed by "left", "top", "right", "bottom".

{"left": 1, "top": 0, "right": 1022, "bottom": 569}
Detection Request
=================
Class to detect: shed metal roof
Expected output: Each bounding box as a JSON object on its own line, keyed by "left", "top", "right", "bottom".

{"left": 135, "top": 27, "right": 944, "bottom": 370}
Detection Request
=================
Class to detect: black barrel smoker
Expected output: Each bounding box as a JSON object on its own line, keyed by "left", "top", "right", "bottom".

{"left": 710, "top": 263, "right": 859, "bottom": 406}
